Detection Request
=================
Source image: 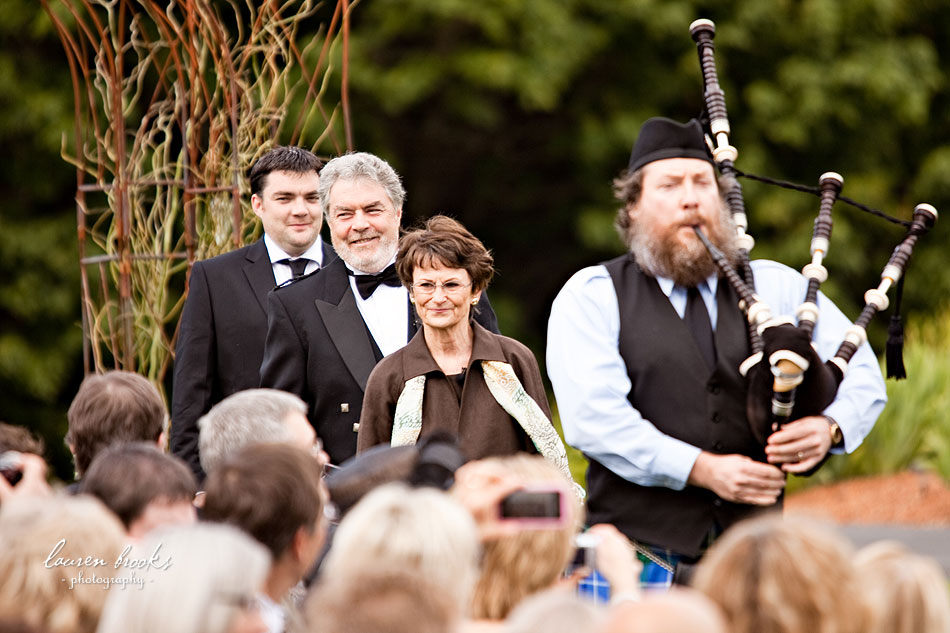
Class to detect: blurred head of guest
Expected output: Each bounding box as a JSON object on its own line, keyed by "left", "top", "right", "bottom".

{"left": 505, "top": 588, "right": 604, "bottom": 633}
{"left": 304, "top": 567, "right": 458, "bottom": 633}
{"left": 198, "top": 388, "right": 322, "bottom": 475}
{"left": 465, "top": 454, "right": 583, "bottom": 622}
{"left": 79, "top": 442, "right": 197, "bottom": 541}
{"left": 0, "top": 421, "right": 45, "bottom": 455}
{"left": 0, "top": 617, "right": 48, "bottom": 633}
{"left": 0, "top": 495, "right": 126, "bottom": 633}
{"left": 320, "top": 482, "right": 480, "bottom": 615}
{"left": 855, "top": 540, "right": 950, "bottom": 633}
{"left": 0, "top": 422, "right": 51, "bottom": 504}
{"left": 65, "top": 371, "right": 166, "bottom": 479}
{"left": 601, "top": 588, "right": 728, "bottom": 633}
{"left": 202, "top": 443, "right": 327, "bottom": 629}
{"left": 97, "top": 523, "right": 270, "bottom": 633}
{"left": 693, "top": 514, "right": 867, "bottom": 633}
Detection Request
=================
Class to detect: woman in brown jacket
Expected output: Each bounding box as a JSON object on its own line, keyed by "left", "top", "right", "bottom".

{"left": 356, "top": 216, "right": 569, "bottom": 470}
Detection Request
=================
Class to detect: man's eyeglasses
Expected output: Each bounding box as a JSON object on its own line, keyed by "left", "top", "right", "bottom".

{"left": 310, "top": 441, "right": 338, "bottom": 479}
{"left": 411, "top": 281, "right": 472, "bottom": 296}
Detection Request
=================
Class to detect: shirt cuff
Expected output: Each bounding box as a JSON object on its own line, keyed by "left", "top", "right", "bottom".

{"left": 651, "top": 439, "right": 703, "bottom": 490}
{"left": 821, "top": 402, "right": 851, "bottom": 454}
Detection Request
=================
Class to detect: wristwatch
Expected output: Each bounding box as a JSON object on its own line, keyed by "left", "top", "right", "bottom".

{"left": 825, "top": 416, "right": 844, "bottom": 448}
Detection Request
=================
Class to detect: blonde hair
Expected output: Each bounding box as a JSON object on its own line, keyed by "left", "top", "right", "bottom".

{"left": 0, "top": 495, "right": 126, "bottom": 633}
{"left": 467, "top": 454, "right": 584, "bottom": 621}
{"left": 602, "top": 588, "right": 728, "bottom": 633}
{"left": 305, "top": 566, "right": 459, "bottom": 633}
{"left": 693, "top": 514, "right": 867, "bottom": 633}
{"left": 96, "top": 523, "right": 270, "bottom": 633}
{"left": 505, "top": 588, "right": 604, "bottom": 633}
{"left": 855, "top": 540, "right": 950, "bottom": 633}
{"left": 320, "top": 483, "right": 480, "bottom": 612}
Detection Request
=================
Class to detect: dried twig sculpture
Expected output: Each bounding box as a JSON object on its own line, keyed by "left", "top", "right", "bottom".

{"left": 40, "top": 0, "right": 355, "bottom": 397}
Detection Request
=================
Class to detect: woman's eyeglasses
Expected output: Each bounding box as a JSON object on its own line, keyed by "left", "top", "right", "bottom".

{"left": 411, "top": 281, "right": 472, "bottom": 296}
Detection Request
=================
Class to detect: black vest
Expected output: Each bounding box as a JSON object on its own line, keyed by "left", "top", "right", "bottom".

{"left": 587, "top": 255, "right": 775, "bottom": 557}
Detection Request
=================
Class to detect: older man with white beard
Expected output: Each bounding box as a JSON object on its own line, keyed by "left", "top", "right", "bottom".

{"left": 260, "top": 152, "right": 499, "bottom": 465}
{"left": 546, "top": 118, "right": 886, "bottom": 587}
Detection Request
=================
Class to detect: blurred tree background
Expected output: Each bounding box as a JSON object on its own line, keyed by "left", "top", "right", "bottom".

{"left": 2, "top": 0, "right": 949, "bottom": 481}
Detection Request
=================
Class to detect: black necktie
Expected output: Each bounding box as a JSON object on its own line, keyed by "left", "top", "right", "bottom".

{"left": 685, "top": 285, "right": 716, "bottom": 370}
{"left": 352, "top": 263, "right": 402, "bottom": 299}
{"left": 279, "top": 258, "right": 311, "bottom": 280}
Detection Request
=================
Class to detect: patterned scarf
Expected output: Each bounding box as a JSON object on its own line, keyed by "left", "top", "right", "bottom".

{"left": 391, "top": 360, "right": 581, "bottom": 496}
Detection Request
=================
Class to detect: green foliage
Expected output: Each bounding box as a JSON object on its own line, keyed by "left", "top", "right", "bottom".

{"left": 49, "top": 0, "right": 349, "bottom": 385}
{"left": 1, "top": 1, "right": 348, "bottom": 479}
{"left": 346, "top": 0, "right": 950, "bottom": 354}
{"left": 787, "top": 305, "right": 950, "bottom": 493}
{"left": 0, "top": 0, "right": 84, "bottom": 478}
{"left": 350, "top": 0, "right": 608, "bottom": 117}
{"left": 550, "top": 403, "right": 589, "bottom": 490}
{"left": 5, "top": 0, "right": 950, "bottom": 482}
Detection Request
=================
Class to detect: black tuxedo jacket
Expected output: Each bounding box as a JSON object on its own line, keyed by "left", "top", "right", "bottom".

{"left": 170, "top": 238, "right": 335, "bottom": 479}
{"left": 259, "top": 256, "right": 499, "bottom": 465}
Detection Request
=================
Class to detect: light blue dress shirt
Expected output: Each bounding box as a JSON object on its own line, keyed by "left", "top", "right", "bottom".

{"left": 546, "top": 259, "right": 887, "bottom": 490}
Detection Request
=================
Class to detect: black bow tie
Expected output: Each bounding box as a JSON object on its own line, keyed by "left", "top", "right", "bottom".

{"left": 352, "top": 263, "right": 402, "bottom": 299}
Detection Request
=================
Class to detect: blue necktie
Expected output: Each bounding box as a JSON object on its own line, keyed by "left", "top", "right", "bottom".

{"left": 685, "top": 286, "right": 716, "bottom": 370}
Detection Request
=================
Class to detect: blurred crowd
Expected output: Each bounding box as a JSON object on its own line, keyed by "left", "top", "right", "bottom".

{"left": 0, "top": 371, "right": 947, "bottom": 633}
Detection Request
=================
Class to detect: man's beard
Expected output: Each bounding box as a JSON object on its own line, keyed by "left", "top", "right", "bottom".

{"left": 630, "top": 203, "right": 740, "bottom": 288}
{"left": 333, "top": 230, "right": 398, "bottom": 274}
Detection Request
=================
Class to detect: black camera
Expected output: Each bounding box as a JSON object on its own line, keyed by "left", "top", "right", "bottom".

{"left": 498, "top": 487, "right": 565, "bottom": 527}
{"left": 0, "top": 451, "right": 24, "bottom": 486}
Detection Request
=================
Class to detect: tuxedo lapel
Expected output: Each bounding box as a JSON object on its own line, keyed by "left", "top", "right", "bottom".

{"left": 316, "top": 261, "right": 378, "bottom": 391}
{"left": 243, "top": 240, "right": 276, "bottom": 314}
{"left": 321, "top": 240, "right": 338, "bottom": 267}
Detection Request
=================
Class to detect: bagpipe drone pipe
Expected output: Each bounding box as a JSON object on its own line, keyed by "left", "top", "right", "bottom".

{"left": 688, "top": 19, "right": 938, "bottom": 447}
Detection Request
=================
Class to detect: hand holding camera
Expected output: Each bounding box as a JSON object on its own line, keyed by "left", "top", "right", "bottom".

{"left": 585, "top": 523, "right": 642, "bottom": 597}
{"left": 571, "top": 523, "right": 643, "bottom": 604}
{"left": 0, "top": 451, "right": 52, "bottom": 502}
{"left": 452, "top": 459, "right": 572, "bottom": 541}
{"left": 451, "top": 459, "right": 526, "bottom": 541}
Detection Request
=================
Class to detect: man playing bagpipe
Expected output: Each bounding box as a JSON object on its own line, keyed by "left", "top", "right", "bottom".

{"left": 546, "top": 116, "right": 887, "bottom": 587}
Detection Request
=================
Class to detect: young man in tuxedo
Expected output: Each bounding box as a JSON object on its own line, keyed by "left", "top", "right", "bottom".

{"left": 171, "top": 146, "right": 333, "bottom": 480}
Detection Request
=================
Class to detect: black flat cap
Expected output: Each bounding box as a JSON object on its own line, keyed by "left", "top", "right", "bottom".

{"left": 628, "top": 117, "right": 714, "bottom": 172}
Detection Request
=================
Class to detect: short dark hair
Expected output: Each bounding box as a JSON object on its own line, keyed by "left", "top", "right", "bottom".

{"left": 65, "top": 371, "right": 167, "bottom": 477}
{"left": 202, "top": 443, "right": 324, "bottom": 560}
{"left": 249, "top": 146, "right": 324, "bottom": 197}
{"left": 396, "top": 215, "right": 494, "bottom": 293}
{"left": 79, "top": 443, "right": 197, "bottom": 529}
{"left": 0, "top": 422, "right": 45, "bottom": 455}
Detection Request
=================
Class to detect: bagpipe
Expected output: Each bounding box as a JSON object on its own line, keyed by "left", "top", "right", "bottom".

{"left": 688, "top": 19, "right": 938, "bottom": 446}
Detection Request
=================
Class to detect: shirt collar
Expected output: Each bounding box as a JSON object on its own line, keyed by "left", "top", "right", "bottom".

{"left": 655, "top": 272, "right": 719, "bottom": 299}
{"left": 402, "top": 321, "right": 507, "bottom": 378}
{"left": 263, "top": 234, "right": 324, "bottom": 267}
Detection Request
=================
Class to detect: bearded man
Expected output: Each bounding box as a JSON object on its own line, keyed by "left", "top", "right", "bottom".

{"left": 546, "top": 118, "right": 886, "bottom": 586}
